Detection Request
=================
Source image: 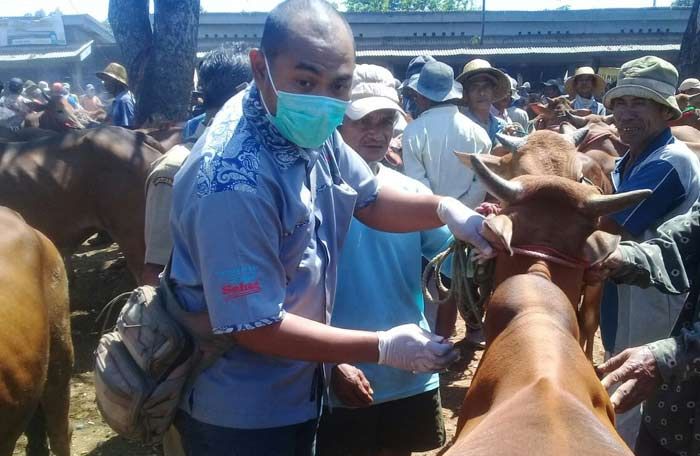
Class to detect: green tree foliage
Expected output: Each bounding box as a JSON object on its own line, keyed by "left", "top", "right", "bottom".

{"left": 341, "top": 0, "right": 474, "bottom": 12}
{"left": 673, "top": 0, "right": 693, "bottom": 7}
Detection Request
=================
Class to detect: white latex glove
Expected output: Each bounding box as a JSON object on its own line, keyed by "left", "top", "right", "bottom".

{"left": 377, "top": 323, "right": 459, "bottom": 373}
{"left": 437, "top": 197, "right": 495, "bottom": 260}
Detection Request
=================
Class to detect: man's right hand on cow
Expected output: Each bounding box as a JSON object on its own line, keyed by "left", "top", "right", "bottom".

{"left": 377, "top": 323, "right": 459, "bottom": 373}
{"left": 437, "top": 197, "right": 495, "bottom": 261}
{"left": 331, "top": 364, "right": 374, "bottom": 407}
{"left": 596, "top": 346, "right": 662, "bottom": 413}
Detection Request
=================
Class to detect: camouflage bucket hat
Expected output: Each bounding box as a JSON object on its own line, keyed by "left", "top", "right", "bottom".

{"left": 603, "top": 56, "right": 681, "bottom": 120}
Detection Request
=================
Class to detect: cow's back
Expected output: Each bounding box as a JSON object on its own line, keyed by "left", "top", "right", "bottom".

{"left": 0, "top": 127, "right": 161, "bottom": 280}
{"left": 0, "top": 207, "right": 69, "bottom": 452}
{"left": 447, "top": 274, "right": 631, "bottom": 456}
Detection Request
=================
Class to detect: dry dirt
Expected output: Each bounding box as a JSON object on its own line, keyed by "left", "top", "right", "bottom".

{"left": 12, "top": 241, "right": 603, "bottom": 456}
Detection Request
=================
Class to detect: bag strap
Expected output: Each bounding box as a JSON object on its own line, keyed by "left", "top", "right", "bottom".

{"left": 158, "top": 256, "right": 236, "bottom": 383}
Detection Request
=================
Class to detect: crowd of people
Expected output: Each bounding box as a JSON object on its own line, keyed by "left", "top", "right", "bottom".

{"left": 0, "top": 61, "right": 136, "bottom": 129}
{"left": 7, "top": 0, "right": 700, "bottom": 455}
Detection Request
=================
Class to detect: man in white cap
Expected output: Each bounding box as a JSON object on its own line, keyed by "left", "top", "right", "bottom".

{"left": 566, "top": 66, "right": 607, "bottom": 115}
{"left": 678, "top": 77, "right": 700, "bottom": 96}
{"left": 403, "top": 60, "right": 492, "bottom": 210}
{"left": 316, "top": 63, "right": 454, "bottom": 456}
{"left": 597, "top": 55, "right": 700, "bottom": 446}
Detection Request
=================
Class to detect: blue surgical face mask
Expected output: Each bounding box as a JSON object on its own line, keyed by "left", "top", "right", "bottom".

{"left": 261, "top": 56, "right": 349, "bottom": 149}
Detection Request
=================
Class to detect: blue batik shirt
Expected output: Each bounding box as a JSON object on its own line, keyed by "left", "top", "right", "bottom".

{"left": 169, "top": 83, "right": 380, "bottom": 429}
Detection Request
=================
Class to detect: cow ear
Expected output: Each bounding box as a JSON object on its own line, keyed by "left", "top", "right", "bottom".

{"left": 530, "top": 103, "right": 547, "bottom": 116}
{"left": 483, "top": 214, "right": 513, "bottom": 255}
{"left": 454, "top": 152, "right": 504, "bottom": 173}
{"left": 583, "top": 230, "right": 621, "bottom": 265}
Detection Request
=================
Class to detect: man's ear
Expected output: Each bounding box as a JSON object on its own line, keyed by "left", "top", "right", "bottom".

{"left": 249, "top": 49, "right": 267, "bottom": 86}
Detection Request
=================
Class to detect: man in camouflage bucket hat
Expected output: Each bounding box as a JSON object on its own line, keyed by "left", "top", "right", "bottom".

{"left": 596, "top": 55, "right": 700, "bottom": 447}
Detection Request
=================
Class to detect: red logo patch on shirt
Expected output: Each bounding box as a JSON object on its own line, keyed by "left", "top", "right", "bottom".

{"left": 221, "top": 280, "right": 262, "bottom": 299}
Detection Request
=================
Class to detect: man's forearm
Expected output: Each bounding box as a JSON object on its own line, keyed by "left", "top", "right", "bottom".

{"left": 355, "top": 185, "right": 443, "bottom": 232}
{"left": 232, "top": 313, "right": 380, "bottom": 364}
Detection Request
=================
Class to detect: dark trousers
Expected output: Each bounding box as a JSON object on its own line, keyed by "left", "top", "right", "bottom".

{"left": 174, "top": 411, "right": 318, "bottom": 456}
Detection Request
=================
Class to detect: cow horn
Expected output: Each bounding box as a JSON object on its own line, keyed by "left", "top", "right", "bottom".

{"left": 564, "top": 127, "right": 589, "bottom": 147}
{"left": 470, "top": 154, "right": 524, "bottom": 204}
{"left": 564, "top": 110, "right": 589, "bottom": 128}
{"left": 603, "top": 114, "right": 614, "bottom": 125}
{"left": 545, "top": 97, "right": 556, "bottom": 106}
{"left": 582, "top": 189, "right": 652, "bottom": 216}
{"left": 495, "top": 132, "right": 527, "bottom": 153}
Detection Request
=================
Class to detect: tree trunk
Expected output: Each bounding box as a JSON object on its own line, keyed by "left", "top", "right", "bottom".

{"left": 138, "top": 0, "right": 200, "bottom": 124}
{"left": 679, "top": 0, "right": 700, "bottom": 80}
{"left": 109, "top": 0, "right": 200, "bottom": 125}
{"left": 108, "top": 0, "right": 152, "bottom": 102}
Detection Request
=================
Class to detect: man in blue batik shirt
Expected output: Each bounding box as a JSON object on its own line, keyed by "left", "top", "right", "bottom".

{"left": 169, "top": 1, "right": 496, "bottom": 455}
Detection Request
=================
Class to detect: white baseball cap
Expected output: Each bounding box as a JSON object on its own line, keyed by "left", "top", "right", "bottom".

{"left": 345, "top": 64, "right": 405, "bottom": 121}
{"left": 679, "top": 78, "right": 700, "bottom": 93}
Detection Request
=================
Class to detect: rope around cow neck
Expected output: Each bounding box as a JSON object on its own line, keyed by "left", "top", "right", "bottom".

{"left": 422, "top": 240, "right": 495, "bottom": 326}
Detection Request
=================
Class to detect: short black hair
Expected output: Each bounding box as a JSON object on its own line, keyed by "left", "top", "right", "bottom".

{"left": 198, "top": 43, "right": 252, "bottom": 110}
{"left": 260, "top": 0, "right": 352, "bottom": 60}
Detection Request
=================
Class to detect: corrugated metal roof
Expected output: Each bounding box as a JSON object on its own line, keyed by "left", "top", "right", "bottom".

{"left": 0, "top": 40, "right": 93, "bottom": 62}
{"left": 356, "top": 43, "right": 679, "bottom": 57}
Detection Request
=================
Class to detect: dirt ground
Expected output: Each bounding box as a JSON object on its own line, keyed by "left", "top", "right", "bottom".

{"left": 12, "top": 241, "right": 603, "bottom": 456}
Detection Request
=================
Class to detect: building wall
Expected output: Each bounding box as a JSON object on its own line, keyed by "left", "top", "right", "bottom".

{"left": 197, "top": 8, "right": 690, "bottom": 49}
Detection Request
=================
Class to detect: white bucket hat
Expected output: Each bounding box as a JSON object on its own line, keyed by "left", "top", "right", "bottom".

{"left": 345, "top": 64, "right": 405, "bottom": 121}
{"left": 603, "top": 56, "right": 681, "bottom": 120}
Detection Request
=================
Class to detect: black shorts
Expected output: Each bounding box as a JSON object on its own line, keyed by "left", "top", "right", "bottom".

{"left": 316, "top": 388, "right": 445, "bottom": 455}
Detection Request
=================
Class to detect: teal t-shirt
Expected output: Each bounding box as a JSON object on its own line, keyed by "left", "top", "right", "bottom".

{"left": 330, "top": 164, "right": 453, "bottom": 406}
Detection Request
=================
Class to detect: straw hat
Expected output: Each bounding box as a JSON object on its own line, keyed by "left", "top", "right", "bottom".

{"left": 455, "top": 59, "right": 510, "bottom": 100}
{"left": 602, "top": 56, "right": 681, "bottom": 120}
{"left": 565, "top": 66, "right": 606, "bottom": 97}
{"left": 96, "top": 62, "right": 129, "bottom": 86}
{"left": 346, "top": 64, "right": 405, "bottom": 121}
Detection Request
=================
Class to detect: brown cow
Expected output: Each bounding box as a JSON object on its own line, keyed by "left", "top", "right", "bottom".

{"left": 530, "top": 95, "right": 593, "bottom": 131}
{"left": 0, "top": 207, "right": 73, "bottom": 456}
{"left": 0, "top": 126, "right": 162, "bottom": 282}
{"left": 23, "top": 95, "right": 85, "bottom": 132}
{"left": 0, "top": 126, "right": 57, "bottom": 143}
{"left": 457, "top": 129, "right": 612, "bottom": 358}
{"left": 445, "top": 156, "right": 648, "bottom": 456}
{"left": 457, "top": 129, "right": 589, "bottom": 188}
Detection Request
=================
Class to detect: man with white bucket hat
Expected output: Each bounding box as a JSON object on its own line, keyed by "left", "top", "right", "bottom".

{"left": 566, "top": 66, "right": 607, "bottom": 115}
{"left": 596, "top": 55, "right": 700, "bottom": 447}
